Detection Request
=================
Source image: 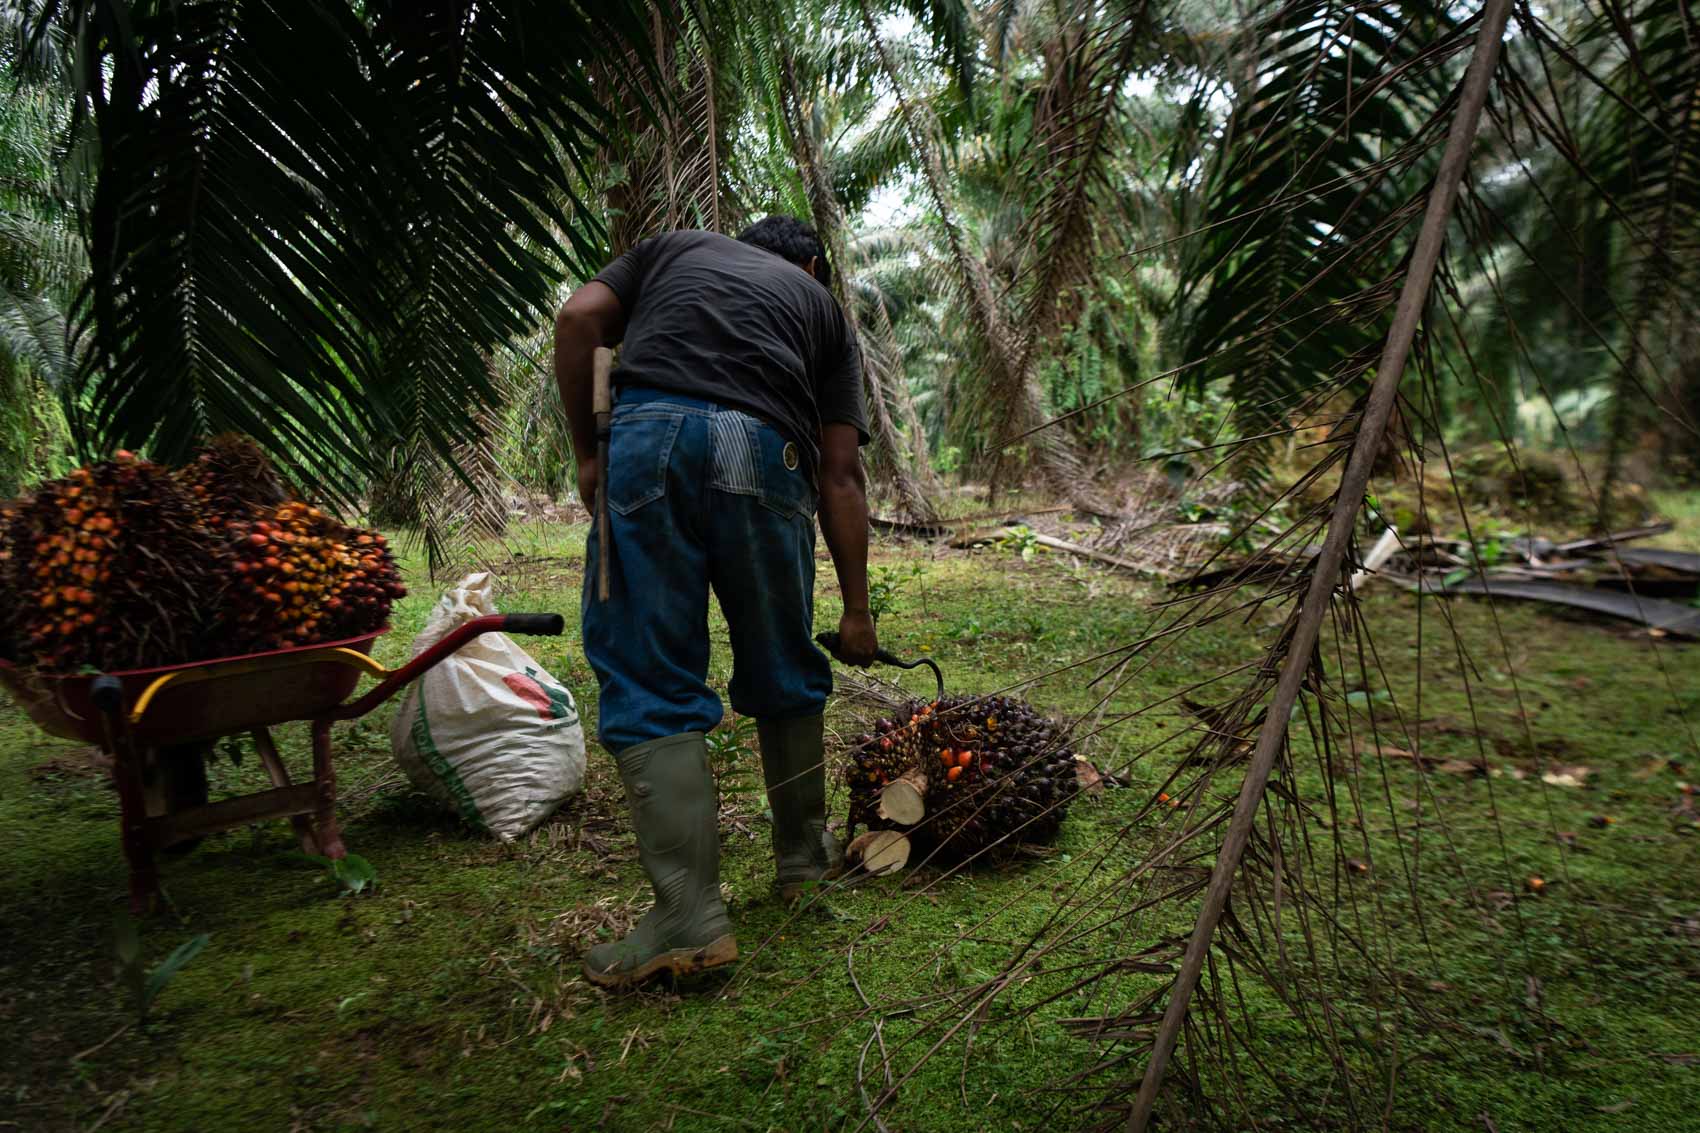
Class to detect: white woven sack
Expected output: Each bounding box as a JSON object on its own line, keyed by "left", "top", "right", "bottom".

{"left": 389, "top": 573, "right": 585, "bottom": 841}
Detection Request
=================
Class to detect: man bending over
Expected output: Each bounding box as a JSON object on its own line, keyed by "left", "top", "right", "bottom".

{"left": 554, "top": 216, "right": 878, "bottom": 989}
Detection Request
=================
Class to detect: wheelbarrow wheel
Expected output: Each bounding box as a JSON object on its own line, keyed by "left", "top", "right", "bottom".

{"left": 147, "top": 743, "right": 211, "bottom": 856}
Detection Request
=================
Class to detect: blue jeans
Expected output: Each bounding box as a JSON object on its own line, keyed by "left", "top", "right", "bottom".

{"left": 582, "top": 388, "right": 834, "bottom": 752}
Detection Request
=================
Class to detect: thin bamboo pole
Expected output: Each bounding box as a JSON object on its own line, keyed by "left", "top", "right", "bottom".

{"left": 1126, "top": 1, "right": 1515, "bottom": 1127}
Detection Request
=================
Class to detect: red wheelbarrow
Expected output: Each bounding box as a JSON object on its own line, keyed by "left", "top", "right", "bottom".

{"left": 0, "top": 612, "right": 565, "bottom": 912}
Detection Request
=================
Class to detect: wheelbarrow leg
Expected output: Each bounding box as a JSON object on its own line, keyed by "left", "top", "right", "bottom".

{"left": 91, "top": 677, "right": 159, "bottom": 916}
{"left": 251, "top": 728, "right": 321, "bottom": 856}
{"left": 112, "top": 745, "right": 160, "bottom": 915}
{"left": 309, "top": 718, "right": 347, "bottom": 860}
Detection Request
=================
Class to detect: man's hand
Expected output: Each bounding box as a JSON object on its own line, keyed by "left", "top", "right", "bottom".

{"left": 835, "top": 609, "right": 878, "bottom": 667}
{"left": 577, "top": 454, "right": 601, "bottom": 517}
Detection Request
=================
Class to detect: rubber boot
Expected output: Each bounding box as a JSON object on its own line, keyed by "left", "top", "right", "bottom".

{"left": 757, "top": 714, "right": 843, "bottom": 901}
{"left": 583, "top": 733, "right": 737, "bottom": 989}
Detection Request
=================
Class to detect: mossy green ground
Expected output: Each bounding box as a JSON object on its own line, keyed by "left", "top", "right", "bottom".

{"left": 3, "top": 517, "right": 1697, "bottom": 1132}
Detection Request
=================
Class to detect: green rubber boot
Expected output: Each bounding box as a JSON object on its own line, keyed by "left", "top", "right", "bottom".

{"left": 758, "top": 714, "right": 844, "bottom": 901}
{"left": 583, "top": 733, "right": 737, "bottom": 989}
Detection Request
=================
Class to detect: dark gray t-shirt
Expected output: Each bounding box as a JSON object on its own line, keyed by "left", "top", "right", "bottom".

{"left": 591, "top": 230, "right": 869, "bottom": 475}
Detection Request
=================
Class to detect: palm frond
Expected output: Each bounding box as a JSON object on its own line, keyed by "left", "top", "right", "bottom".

{"left": 1571, "top": 2, "right": 1700, "bottom": 515}
{"left": 27, "top": 0, "right": 651, "bottom": 508}
{"left": 0, "top": 283, "right": 67, "bottom": 383}
{"left": 1010, "top": 1, "right": 1145, "bottom": 355}
{"left": 1172, "top": 0, "right": 1472, "bottom": 482}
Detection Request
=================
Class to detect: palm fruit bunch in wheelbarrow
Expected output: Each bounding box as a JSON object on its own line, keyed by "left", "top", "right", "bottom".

{"left": 0, "top": 452, "right": 232, "bottom": 670}
{"left": 843, "top": 693, "right": 1081, "bottom": 865}
{"left": 0, "top": 437, "right": 404, "bottom": 672}
{"left": 218, "top": 502, "right": 404, "bottom": 652}
{"left": 181, "top": 435, "right": 404, "bottom": 651}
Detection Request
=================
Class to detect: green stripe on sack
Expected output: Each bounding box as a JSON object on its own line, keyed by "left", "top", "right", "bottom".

{"left": 410, "top": 694, "right": 489, "bottom": 832}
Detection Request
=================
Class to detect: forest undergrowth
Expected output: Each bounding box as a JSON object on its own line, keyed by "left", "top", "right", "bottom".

{"left": 2, "top": 511, "right": 1697, "bottom": 1132}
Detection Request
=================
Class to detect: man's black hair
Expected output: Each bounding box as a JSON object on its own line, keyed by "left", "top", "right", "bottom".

{"left": 737, "top": 215, "right": 832, "bottom": 291}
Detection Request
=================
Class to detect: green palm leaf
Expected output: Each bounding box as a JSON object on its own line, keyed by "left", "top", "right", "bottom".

{"left": 28, "top": 0, "right": 652, "bottom": 510}
{"left": 1173, "top": 0, "right": 1469, "bottom": 472}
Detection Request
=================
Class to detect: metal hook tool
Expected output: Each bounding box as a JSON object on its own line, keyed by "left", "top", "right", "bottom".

{"left": 815, "top": 632, "right": 944, "bottom": 702}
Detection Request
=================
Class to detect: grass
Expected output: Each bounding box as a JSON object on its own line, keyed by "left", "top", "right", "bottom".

{"left": 2, "top": 510, "right": 1698, "bottom": 1132}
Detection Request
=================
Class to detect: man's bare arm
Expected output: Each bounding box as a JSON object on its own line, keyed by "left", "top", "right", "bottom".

{"left": 817, "top": 423, "right": 877, "bottom": 666}
{"left": 553, "top": 281, "right": 626, "bottom": 507}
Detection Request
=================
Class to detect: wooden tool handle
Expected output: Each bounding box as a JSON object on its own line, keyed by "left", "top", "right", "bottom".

{"left": 592, "top": 346, "right": 612, "bottom": 603}
{"left": 592, "top": 347, "right": 613, "bottom": 415}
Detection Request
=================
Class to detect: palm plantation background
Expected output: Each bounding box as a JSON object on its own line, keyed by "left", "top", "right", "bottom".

{"left": 2, "top": 1, "right": 1698, "bottom": 1130}
{"left": 8, "top": 0, "right": 1692, "bottom": 524}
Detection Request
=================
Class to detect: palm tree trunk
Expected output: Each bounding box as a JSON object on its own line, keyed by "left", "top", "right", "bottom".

{"left": 601, "top": 1, "right": 731, "bottom": 253}
{"left": 781, "top": 48, "right": 938, "bottom": 520}
{"left": 868, "top": 288, "right": 937, "bottom": 489}
{"left": 857, "top": 0, "right": 1101, "bottom": 513}
{"left": 1597, "top": 60, "right": 1698, "bottom": 528}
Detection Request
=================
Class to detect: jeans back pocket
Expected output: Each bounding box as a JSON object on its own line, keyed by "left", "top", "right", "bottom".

{"left": 755, "top": 427, "right": 815, "bottom": 519}
{"left": 607, "top": 409, "right": 684, "bottom": 516}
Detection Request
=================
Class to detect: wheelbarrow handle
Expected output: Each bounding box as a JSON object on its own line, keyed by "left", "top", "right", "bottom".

{"left": 327, "top": 612, "right": 566, "bottom": 721}
{"left": 90, "top": 674, "right": 125, "bottom": 715}
{"left": 503, "top": 613, "right": 565, "bottom": 636}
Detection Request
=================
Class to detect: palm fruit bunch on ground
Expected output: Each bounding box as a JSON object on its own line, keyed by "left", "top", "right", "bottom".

{"left": 0, "top": 440, "right": 404, "bottom": 672}
{"left": 844, "top": 693, "right": 1080, "bottom": 861}
{"left": 0, "top": 453, "right": 231, "bottom": 671}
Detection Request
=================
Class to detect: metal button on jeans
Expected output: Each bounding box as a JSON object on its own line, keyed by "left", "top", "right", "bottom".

{"left": 782, "top": 442, "right": 799, "bottom": 471}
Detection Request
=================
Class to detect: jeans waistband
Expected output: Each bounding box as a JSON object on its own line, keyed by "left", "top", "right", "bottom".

{"left": 615, "top": 386, "right": 725, "bottom": 417}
